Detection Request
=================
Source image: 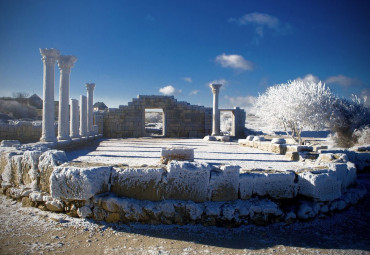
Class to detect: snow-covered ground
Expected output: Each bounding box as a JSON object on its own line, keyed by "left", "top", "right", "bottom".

{"left": 67, "top": 138, "right": 305, "bottom": 171}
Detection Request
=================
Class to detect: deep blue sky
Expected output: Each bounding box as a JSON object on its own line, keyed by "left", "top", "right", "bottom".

{"left": 0, "top": 0, "right": 369, "bottom": 108}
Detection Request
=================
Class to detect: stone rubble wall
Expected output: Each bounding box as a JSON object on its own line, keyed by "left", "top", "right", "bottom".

{"left": 103, "top": 95, "right": 246, "bottom": 138}
{"left": 0, "top": 121, "right": 46, "bottom": 143}
{"left": 0, "top": 140, "right": 367, "bottom": 226}
{"left": 238, "top": 138, "right": 370, "bottom": 171}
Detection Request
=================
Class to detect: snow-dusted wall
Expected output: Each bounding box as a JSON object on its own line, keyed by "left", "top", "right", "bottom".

{"left": 0, "top": 121, "right": 46, "bottom": 143}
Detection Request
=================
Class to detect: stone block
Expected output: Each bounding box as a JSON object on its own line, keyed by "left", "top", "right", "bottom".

{"left": 271, "top": 138, "right": 286, "bottom": 144}
{"left": 165, "top": 161, "right": 211, "bottom": 202}
{"left": 203, "top": 135, "right": 217, "bottom": 141}
{"left": 239, "top": 172, "right": 254, "bottom": 199}
{"left": 253, "top": 171, "right": 297, "bottom": 199}
{"left": 111, "top": 167, "right": 165, "bottom": 201}
{"left": 50, "top": 166, "right": 112, "bottom": 201}
{"left": 39, "top": 150, "right": 68, "bottom": 193}
{"left": 354, "top": 152, "right": 370, "bottom": 171}
{"left": 298, "top": 170, "right": 342, "bottom": 201}
{"left": 160, "top": 147, "right": 194, "bottom": 164}
{"left": 208, "top": 165, "right": 240, "bottom": 201}
{"left": 286, "top": 151, "right": 299, "bottom": 161}
{"left": 0, "top": 140, "right": 20, "bottom": 147}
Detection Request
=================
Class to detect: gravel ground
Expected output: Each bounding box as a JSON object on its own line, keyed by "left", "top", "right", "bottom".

{"left": 66, "top": 138, "right": 305, "bottom": 171}
{"left": 1, "top": 173, "right": 369, "bottom": 255}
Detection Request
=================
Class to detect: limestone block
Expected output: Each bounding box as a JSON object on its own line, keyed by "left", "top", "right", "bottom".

{"left": 203, "top": 135, "right": 217, "bottom": 141}
{"left": 77, "top": 206, "right": 93, "bottom": 218}
{"left": 259, "top": 142, "right": 271, "bottom": 151}
{"left": 253, "top": 171, "right": 297, "bottom": 199}
{"left": 1, "top": 151, "right": 22, "bottom": 188}
{"left": 208, "top": 165, "right": 240, "bottom": 201}
{"left": 215, "top": 136, "right": 230, "bottom": 142}
{"left": 111, "top": 167, "right": 165, "bottom": 201}
{"left": 271, "top": 138, "right": 286, "bottom": 144}
{"left": 246, "top": 135, "right": 254, "bottom": 141}
{"left": 39, "top": 150, "right": 68, "bottom": 193}
{"left": 253, "top": 136, "right": 265, "bottom": 142}
{"left": 11, "top": 155, "right": 23, "bottom": 187}
{"left": 238, "top": 139, "right": 247, "bottom": 146}
{"left": 286, "top": 145, "right": 313, "bottom": 153}
{"left": 21, "top": 150, "right": 44, "bottom": 189}
{"left": 0, "top": 140, "right": 20, "bottom": 147}
{"left": 285, "top": 151, "right": 299, "bottom": 161}
{"left": 270, "top": 144, "right": 286, "bottom": 154}
{"left": 45, "top": 200, "right": 64, "bottom": 212}
{"left": 239, "top": 172, "right": 254, "bottom": 199}
{"left": 298, "top": 170, "right": 341, "bottom": 201}
{"left": 160, "top": 147, "right": 194, "bottom": 164}
{"left": 165, "top": 161, "right": 211, "bottom": 202}
{"left": 50, "top": 166, "right": 112, "bottom": 201}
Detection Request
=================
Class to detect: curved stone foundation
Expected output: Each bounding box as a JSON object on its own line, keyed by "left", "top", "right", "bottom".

{"left": 0, "top": 139, "right": 368, "bottom": 227}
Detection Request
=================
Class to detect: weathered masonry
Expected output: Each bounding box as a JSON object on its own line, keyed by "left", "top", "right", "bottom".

{"left": 103, "top": 95, "right": 246, "bottom": 138}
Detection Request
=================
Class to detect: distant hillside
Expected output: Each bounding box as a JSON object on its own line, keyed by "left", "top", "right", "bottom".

{"left": 0, "top": 93, "right": 43, "bottom": 121}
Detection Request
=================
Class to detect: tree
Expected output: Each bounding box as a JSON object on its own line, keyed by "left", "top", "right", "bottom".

{"left": 330, "top": 95, "right": 370, "bottom": 147}
{"left": 255, "top": 80, "right": 335, "bottom": 144}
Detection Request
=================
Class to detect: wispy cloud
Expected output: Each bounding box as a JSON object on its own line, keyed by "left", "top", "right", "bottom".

{"left": 189, "top": 90, "right": 199, "bottom": 96}
{"left": 183, "top": 77, "right": 192, "bottom": 83}
{"left": 361, "top": 88, "right": 370, "bottom": 106}
{"left": 325, "top": 75, "right": 362, "bottom": 87}
{"left": 159, "top": 85, "right": 182, "bottom": 96}
{"left": 215, "top": 53, "right": 254, "bottom": 71}
{"left": 229, "top": 12, "right": 292, "bottom": 38}
{"left": 295, "top": 74, "right": 320, "bottom": 83}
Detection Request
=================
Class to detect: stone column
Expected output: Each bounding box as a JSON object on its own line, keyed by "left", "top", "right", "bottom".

{"left": 57, "top": 55, "right": 77, "bottom": 140}
{"left": 70, "top": 99, "right": 80, "bottom": 138}
{"left": 210, "top": 83, "right": 222, "bottom": 136}
{"left": 80, "top": 95, "right": 87, "bottom": 137}
{"left": 85, "top": 83, "right": 95, "bottom": 135}
{"left": 40, "top": 48, "right": 60, "bottom": 142}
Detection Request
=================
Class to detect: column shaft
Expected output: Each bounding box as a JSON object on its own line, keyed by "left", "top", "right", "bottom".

{"left": 40, "top": 48, "right": 60, "bottom": 142}
{"left": 57, "top": 55, "right": 77, "bottom": 140}
{"left": 86, "top": 83, "right": 95, "bottom": 135}
{"left": 210, "top": 84, "right": 222, "bottom": 136}
{"left": 70, "top": 99, "right": 80, "bottom": 138}
{"left": 80, "top": 95, "right": 87, "bottom": 137}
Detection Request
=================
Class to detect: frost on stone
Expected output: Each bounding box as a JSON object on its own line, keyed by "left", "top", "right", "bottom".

{"left": 239, "top": 170, "right": 296, "bottom": 199}
{"left": 165, "top": 161, "right": 211, "bottom": 202}
{"left": 0, "top": 140, "right": 20, "bottom": 147}
{"left": 50, "top": 166, "right": 112, "bottom": 201}
{"left": 39, "top": 150, "right": 68, "bottom": 193}
{"left": 22, "top": 150, "right": 44, "bottom": 190}
{"left": 160, "top": 147, "right": 194, "bottom": 164}
{"left": 203, "top": 135, "right": 217, "bottom": 141}
{"left": 77, "top": 206, "right": 93, "bottom": 218}
{"left": 185, "top": 202, "right": 204, "bottom": 221}
{"left": 111, "top": 167, "right": 165, "bottom": 201}
{"left": 298, "top": 170, "right": 342, "bottom": 201}
{"left": 208, "top": 165, "right": 240, "bottom": 201}
{"left": 1, "top": 151, "right": 22, "bottom": 188}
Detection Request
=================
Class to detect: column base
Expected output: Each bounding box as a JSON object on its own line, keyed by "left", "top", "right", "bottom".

{"left": 57, "top": 135, "right": 71, "bottom": 141}
{"left": 40, "top": 136, "right": 57, "bottom": 142}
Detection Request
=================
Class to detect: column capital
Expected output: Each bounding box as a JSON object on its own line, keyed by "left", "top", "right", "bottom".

{"left": 85, "top": 83, "right": 96, "bottom": 91}
{"left": 58, "top": 55, "right": 77, "bottom": 70}
{"left": 40, "top": 48, "right": 60, "bottom": 63}
{"left": 210, "top": 83, "right": 222, "bottom": 94}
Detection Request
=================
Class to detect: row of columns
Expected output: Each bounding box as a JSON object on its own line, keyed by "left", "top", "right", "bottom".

{"left": 39, "top": 48, "right": 95, "bottom": 142}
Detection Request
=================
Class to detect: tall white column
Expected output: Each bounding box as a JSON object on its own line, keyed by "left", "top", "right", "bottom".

{"left": 57, "top": 55, "right": 77, "bottom": 140}
{"left": 85, "top": 83, "right": 95, "bottom": 135}
{"left": 70, "top": 99, "right": 80, "bottom": 138}
{"left": 40, "top": 48, "right": 60, "bottom": 142}
{"left": 210, "top": 83, "right": 222, "bottom": 136}
{"left": 80, "top": 95, "right": 87, "bottom": 137}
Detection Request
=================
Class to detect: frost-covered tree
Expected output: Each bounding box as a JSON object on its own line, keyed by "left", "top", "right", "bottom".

{"left": 255, "top": 80, "right": 335, "bottom": 144}
{"left": 330, "top": 95, "right": 370, "bottom": 147}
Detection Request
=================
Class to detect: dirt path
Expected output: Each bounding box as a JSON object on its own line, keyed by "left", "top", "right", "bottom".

{"left": 1, "top": 174, "right": 369, "bottom": 254}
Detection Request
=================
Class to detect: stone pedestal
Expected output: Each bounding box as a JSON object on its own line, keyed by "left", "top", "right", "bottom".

{"left": 70, "top": 99, "right": 80, "bottom": 138}
{"left": 57, "top": 55, "right": 77, "bottom": 140}
{"left": 80, "top": 95, "right": 87, "bottom": 137}
{"left": 210, "top": 84, "right": 222, "bottom": 136}
{"left": 40, "top": 48, "right": 60, "bottom": 142}
{"left": 85, "top": 83, "right": 95, "bottom": 136}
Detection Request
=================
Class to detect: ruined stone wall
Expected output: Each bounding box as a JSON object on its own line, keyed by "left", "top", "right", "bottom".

{"left": 103, "top": 95, "right": 214, "bottom": 138}
{"left": 0, "top": 121, "right": 45, "bottom": 143}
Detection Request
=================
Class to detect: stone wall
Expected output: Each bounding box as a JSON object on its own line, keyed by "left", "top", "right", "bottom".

{"left": 103, "top": 95, "right": 213, "bottom": 138}
{"left": 0, "top": 121, "right": 46, "bottom": 143}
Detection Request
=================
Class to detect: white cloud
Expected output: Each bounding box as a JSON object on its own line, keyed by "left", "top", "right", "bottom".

{"left": 224, "top": 95, "right": 257, "bottom": 113}
{"left": 189, "top": 90, "right": 199, "bottom": 96}
{"left": 183, "top": 77, "right": 192, "bottom": 83}
{"left": 215, "top": 53, "right": 254, "bottom": 71}
{"left": 325, "top": 75, "right": 361, "bottom": 87}
{"left": 159, "top": 85, "right": 182, "bottom": 96}
{"left": 295, "top": 74, "right": 320, "bottom": 83}
{"left": 229, "top": 12, "right": 291, "bottom": 37}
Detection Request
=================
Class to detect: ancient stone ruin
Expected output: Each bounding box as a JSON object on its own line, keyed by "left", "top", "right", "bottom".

{"left": 0, "top": 48, "right": 368, "bottom": 227}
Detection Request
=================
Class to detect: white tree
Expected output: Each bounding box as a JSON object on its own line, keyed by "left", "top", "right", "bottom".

{"left": 255, "top": 80, "right": 335, "bottom": 144}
